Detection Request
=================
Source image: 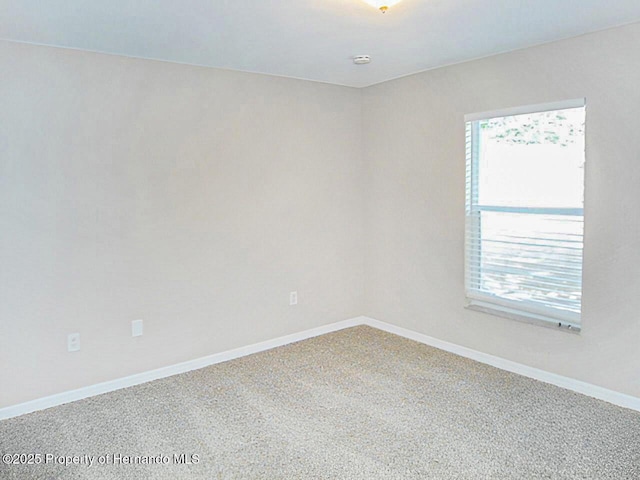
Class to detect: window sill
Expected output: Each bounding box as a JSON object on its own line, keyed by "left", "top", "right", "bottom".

{"left": 465, "top": 300, "right": 581, "bottom": 334}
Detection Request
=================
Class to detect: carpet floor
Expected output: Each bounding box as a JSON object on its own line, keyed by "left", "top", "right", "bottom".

{"left": 1, "top": 325, "right": 639, "bottom": 479}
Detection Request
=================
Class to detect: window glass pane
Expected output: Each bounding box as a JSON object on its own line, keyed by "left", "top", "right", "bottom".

{"left": 475, "top": 210, "right": 583, "bottom": 315}
{"left": 477, "top": 108, "right": 585, "bottom": 209}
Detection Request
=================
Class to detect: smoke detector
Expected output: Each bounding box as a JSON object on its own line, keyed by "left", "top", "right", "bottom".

{"left": 353, "top": 55, "right": 371, "bottom": 65}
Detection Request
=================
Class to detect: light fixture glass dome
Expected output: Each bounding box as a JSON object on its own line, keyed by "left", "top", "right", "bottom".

{"left": 362, "top": 0, "right": 403, "bottom": 13}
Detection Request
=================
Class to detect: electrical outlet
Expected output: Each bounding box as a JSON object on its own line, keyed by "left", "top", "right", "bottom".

{"left": 132, "top": 319, "right": 143, "bottom": 337}
{"left": 290, "top": 291, "right": 298, "bottom": 306}
{"left": 67, "top": 333, "right": 80, "bottom": 352}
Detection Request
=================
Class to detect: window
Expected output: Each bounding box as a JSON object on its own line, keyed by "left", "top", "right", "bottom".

{"left": 465, "top": 99, "right": 586, "bottom": 331}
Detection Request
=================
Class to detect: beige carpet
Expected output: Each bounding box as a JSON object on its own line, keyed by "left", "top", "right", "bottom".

{"left": 1, "top": 325, "right": 639, "bottom": 479}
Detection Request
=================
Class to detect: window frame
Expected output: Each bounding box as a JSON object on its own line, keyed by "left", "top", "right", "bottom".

{"left": 464, "top": 99, "right": 586, "bottom": 333}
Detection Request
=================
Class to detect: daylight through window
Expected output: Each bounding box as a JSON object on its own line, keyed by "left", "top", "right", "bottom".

{"left": 464, "top": 100, "right": 586, "bottom": 331}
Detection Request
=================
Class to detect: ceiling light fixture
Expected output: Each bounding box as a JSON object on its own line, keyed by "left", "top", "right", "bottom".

{"left": 362, "top": 0, "right": 403, "bottom": 13}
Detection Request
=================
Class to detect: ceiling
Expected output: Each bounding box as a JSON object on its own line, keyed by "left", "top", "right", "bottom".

{"left": 2, "top": 0, "right": 640, "bottom": 88}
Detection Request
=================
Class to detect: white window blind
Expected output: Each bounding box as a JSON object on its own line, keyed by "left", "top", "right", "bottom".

{"left": 464, "top": 100, "right": 586, "bottom": 331}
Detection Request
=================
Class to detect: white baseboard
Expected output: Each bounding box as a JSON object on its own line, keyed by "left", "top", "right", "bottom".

{"left": 2, "top": 315, "right": 638, "bottom": 420}
{"left": 0, "top": 316, "right": 366, "bottom": 421}
{"left": 361, "top": 317, "right": 640, "bottom": 413}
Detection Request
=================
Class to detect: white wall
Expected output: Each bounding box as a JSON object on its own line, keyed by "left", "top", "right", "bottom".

{"left": 0, "top": 41, "right": 365, "bottom": 408}
{"left": 362, "top": 23, "right": 640, "bottom": 397}
{"left": 3, "top": 22, "right": 640, "bottom": 410}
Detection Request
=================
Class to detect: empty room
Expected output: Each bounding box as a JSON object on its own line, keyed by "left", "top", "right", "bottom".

{"left": 1, "top": 0, "right": 640, "bottom": 478}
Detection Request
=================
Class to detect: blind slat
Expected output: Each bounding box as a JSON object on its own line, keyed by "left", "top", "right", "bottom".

{"left": 466, "top": 253, "right": 584, "bottom": 274}
{"left": 466, "top": 273, "right": 582, "bottom": 292}
{"left": 466, "top": 249, "right": 584, "bottom": 263}
{"left": 465, "top": 261, "right": 583, "bottom": 281}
